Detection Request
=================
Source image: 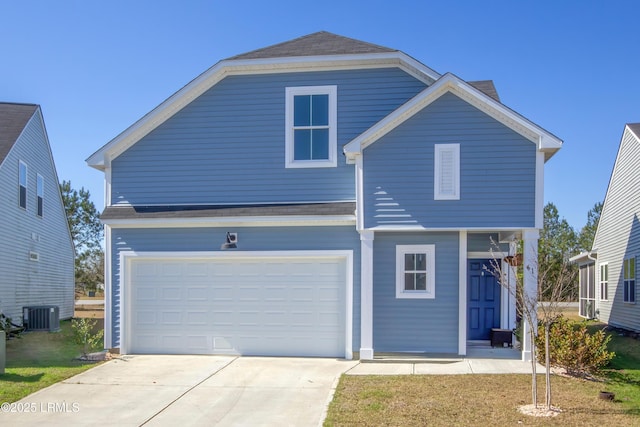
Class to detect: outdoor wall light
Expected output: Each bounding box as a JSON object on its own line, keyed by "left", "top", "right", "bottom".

{"left": 221, "top": 232, "right": 238, "bottom": 250}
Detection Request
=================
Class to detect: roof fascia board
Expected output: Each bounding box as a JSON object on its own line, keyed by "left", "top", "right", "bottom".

{"left": 102, "top": 215, "right": 356, "bottom": 228}
{"left": 86, "top": 52, "right": 439, "bottom": 169}
{"left": 344, "top": 73, "right": 562, "bottom": 162}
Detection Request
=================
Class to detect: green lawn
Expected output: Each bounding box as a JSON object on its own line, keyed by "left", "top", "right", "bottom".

{"left": 1, "top": 320, "right": 103, "bottom": 403}
{"left": 325, "top": 319, "right": 640, "bottom": 426}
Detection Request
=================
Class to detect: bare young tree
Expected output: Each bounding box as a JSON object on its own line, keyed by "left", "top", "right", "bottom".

{"left": 488, "top": 240, "right": 577, "bottom": 412}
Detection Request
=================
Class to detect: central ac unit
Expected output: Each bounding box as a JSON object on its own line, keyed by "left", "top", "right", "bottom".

{"left": 23, "top": 306, "right": 60, "bottom": 332}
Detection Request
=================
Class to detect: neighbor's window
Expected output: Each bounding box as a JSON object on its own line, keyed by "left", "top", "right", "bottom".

{"left": 599, "top": 263, "right": 608, "bottom": 301}
{"left": 395, "top": 245, "right": 435, "bottom": 299}
{"left": 623, "top": 257, "right": 636, "bottom": 303}
{"left": 19, "top": 161, "right": 27, "bottom": 209}
{"left": 285, "top": 86, "right": 337, "bottom": 168}
{"left": 434, "top": 144, "right": 460, "bottom": 200}
{"left": 36, "top": 174, "right": 44, "bottom": 217}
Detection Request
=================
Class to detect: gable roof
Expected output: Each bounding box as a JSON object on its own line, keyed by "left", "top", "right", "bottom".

{"left": 86, "top": 32, "right": 441, "bottom": 170}
{"left": 0, "top": 102, "right": 38, "bottom": 166}
{"left": 468, "top": 80, "right": 500, "bottom": 102}
{"left": 593, "top": 123, "right": 640, "bottom": 249}
{"left": 628, "top": 123, "right": 640, "bottom": 139}
{"left": 227, "top": 31, "right": 397, "bottom": 60}
{"left": 343, "top": 73, "right": 562, "bottom": 162}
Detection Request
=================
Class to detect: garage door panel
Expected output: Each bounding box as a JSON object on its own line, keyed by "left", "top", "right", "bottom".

{"left": 128, "top": 256, "right": 346, "bottom": 357}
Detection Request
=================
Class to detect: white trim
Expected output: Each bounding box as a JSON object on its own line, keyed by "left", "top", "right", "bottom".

{"left": 285, "top": 85, "right": 337, "bottom": 168}
{"left": 395, "top": 244, "right": 435, "bottom": 299}
{"left": 367, "top": 226, "right": 528, "bottom": 232}
{"left": 534, "top": 151, "right": 545, "bottom": 229}
{"left": 359, "top": 230, "right": 374, "bottom": 360}
{"left": 104, "top": 226, "right": 112, "bottom": 349}
{"left": 521, "top": 229, "right": 539, "bottom": 362}
{"left": 355, "top": 156, "right": 364, "bottom": 231}
{"left": 599, "top": 262, "right": 609, "bottom": 302}
{"left": 458, "top": 231, "right": 467, "bottom": 355}
{"left": 344, "top": 73, "right": 562, "bottom": 163}
{"left": 86, "top": 51, "right": 440, "bottom": 170}
{"left": 434, "top": 143, "right": 460, "bottom": 200}
{"left": 103, "top": 215, "right": 356, "bottom": 228}
{"left": 467, "top": 251, "right": 508, "bottom": 259}
{"left": 118, "top": 250, "right": 353, "bottom": 359}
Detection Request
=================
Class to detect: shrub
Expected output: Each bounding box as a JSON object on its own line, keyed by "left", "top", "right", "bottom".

{"left": 71, "top": 318, "right": 104, "bottom": 356}
{"left": 536, "top": 316, "right": 615, "bottom": 376}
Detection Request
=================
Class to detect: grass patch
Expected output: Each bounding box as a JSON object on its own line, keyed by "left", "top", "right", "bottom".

{"left": 325, "top": 374, "right": 638, "bottom": 426}
{"left": 0, "top": 319, "right": 103, "bottom": 403}
{"left": 326, "top": 319, "right": 640, "bottom": 426}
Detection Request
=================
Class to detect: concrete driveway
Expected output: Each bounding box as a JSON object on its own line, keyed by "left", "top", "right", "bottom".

{"left": 1, "top": 355, "right": 358, "bottom": 427}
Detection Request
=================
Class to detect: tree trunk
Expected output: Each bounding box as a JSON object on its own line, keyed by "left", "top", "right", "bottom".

{"left": 545, "top": 323, "right": 551, "bottom": 409}
{"left": 530, "top": 321, "right": 538, "bottom": 408}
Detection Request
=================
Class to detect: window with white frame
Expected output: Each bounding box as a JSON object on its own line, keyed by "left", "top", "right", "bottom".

{"left": 36, "top": 174, "right": 44, "bottom": 217}
{"left": 434, "top": 144, "right": 460, "bottom": 200}
{"left": 19, "top": 161, "right": 27, "bottom": 209}
{"left": 285, "top": 85, "right": 337, "bottom": 168}
{"left": 623, "top": 257, "right": 636, "bottom": 303}
{"left": 396, "top": 245, "right": 435, "bottom": 299}
{"left": 599, "top": 263, "right": 608, "bottom": 301}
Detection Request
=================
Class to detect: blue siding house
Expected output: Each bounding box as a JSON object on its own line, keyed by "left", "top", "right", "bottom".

{"left": 87, "top": 32, "right": 562, "bottom": 360}
{"left": 573, "top": 124, "right": 640, "bottom": 332}
{"left": 0, "top": 103, "right": 75, "bottom": 324}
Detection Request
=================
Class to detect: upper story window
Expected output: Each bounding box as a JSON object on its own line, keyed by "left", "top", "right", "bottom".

{"left": 623, "top": 257, "right": 636, "bottom": 303}
{"left": 285, "top": 86, "right": 337, "bottom": 168}
{"left": 19, "top": 161, "right": 27, "bottom": 209}
{"left": 395, "top": 244, "right": 436, "bottom": 299}
{"left": 434, "top": 144, "right": 460, "bottom": 200}
{"left": 599, "top": 263, "right": 608, "bottom": 301}
{"left": 36, "top": 174, "right": 44, "bottom": 217}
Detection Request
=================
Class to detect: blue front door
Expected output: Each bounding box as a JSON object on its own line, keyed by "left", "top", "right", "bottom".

{"left": 467, "top": 259, "right": 501, "bottom": 340}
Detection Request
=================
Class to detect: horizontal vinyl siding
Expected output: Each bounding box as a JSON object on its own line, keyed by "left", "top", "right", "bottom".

{"left": 111, "top": 68, "right": 426, "bottom": 205}
{"left": 364, "top": 92, "right": 536, "bottom": 229}
{"left": 373, "top": 232, "right": 459, "bottom": 353}
{"left": 109, "top": 226, "right": 361, "bottom": 349}
{"left": 0, "top": 110, "right": 74, "bottom": 322}
{"left": 594, "top": 128, "right": 640, "bottom": 331}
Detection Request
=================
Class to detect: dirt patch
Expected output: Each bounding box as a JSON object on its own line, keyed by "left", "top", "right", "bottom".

{"left": 518, "top": 404, "right": 562, "bottom": 417}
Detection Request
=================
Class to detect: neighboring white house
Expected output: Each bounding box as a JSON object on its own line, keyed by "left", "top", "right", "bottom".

{"left": 572, "top": 123, "right": 640, "bottom": 332}
{"left": 0, "top": 102, "right": 75, "bottom": 324}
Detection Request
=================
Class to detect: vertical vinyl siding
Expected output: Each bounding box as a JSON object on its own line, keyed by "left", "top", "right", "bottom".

{"left": 593, "top": 128, "right": 640, "bottom": 331}
{"left": 109, "top": 226, "right": 361, "bottom": 350}
{"left": 364, "top": 92, "right": 537, "bottom": 228}
{"left": 0, "top": 110, "right": 75, "bottom": 322}
{"left": 111, "top": 68, "right": 426, "bottom": 205}
{"left": 373, "top": 232, "right": 459, "bottom": 353}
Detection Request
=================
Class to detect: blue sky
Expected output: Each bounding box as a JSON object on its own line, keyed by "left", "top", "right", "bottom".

{"left": 2, "top": 1, "right": 638, "bottom": 230}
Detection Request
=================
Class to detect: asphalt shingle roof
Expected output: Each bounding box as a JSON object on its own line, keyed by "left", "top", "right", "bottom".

{"left": 468, "top": 80, "right": 500, "bottom": 102}
{"left": 0, "top": 103, "right": 38, "bottom": 164}
{"left": 628, "top": 123, "right": 640, "bottom": 139}
{"left": 101, "top": 202, "right": 356, "bottom": 220}
{"left": 227, "top": 31, "right": 397, "bottom": 60}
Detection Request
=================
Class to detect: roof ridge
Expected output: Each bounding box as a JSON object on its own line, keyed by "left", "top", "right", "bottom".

{"left": 226, "top": 31, "right": 397, "bottom": 60}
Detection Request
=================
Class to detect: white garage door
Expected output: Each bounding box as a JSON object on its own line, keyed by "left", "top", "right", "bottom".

{"left": 125, "top": 253, "right": 348, "bottom": 357}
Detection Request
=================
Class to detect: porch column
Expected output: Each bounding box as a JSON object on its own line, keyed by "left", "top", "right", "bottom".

{"left": 522, "top": 229, "right": 539, "bottom": 362}
{"left": 359, "top": 230, "right": 374, "bottom": 360}
{"left": 458, "top": 230, "right": 467, "bottom": 355}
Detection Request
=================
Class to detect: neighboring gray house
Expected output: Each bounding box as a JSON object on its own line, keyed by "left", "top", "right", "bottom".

{"left": 0, "top": 103, "right": 75, "bottom": 324}
{"left": 87, "top": 32, "right": 562, "bottom": 360}
{"left": 573, "top": 123, "right": 640, "bottom": 331}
